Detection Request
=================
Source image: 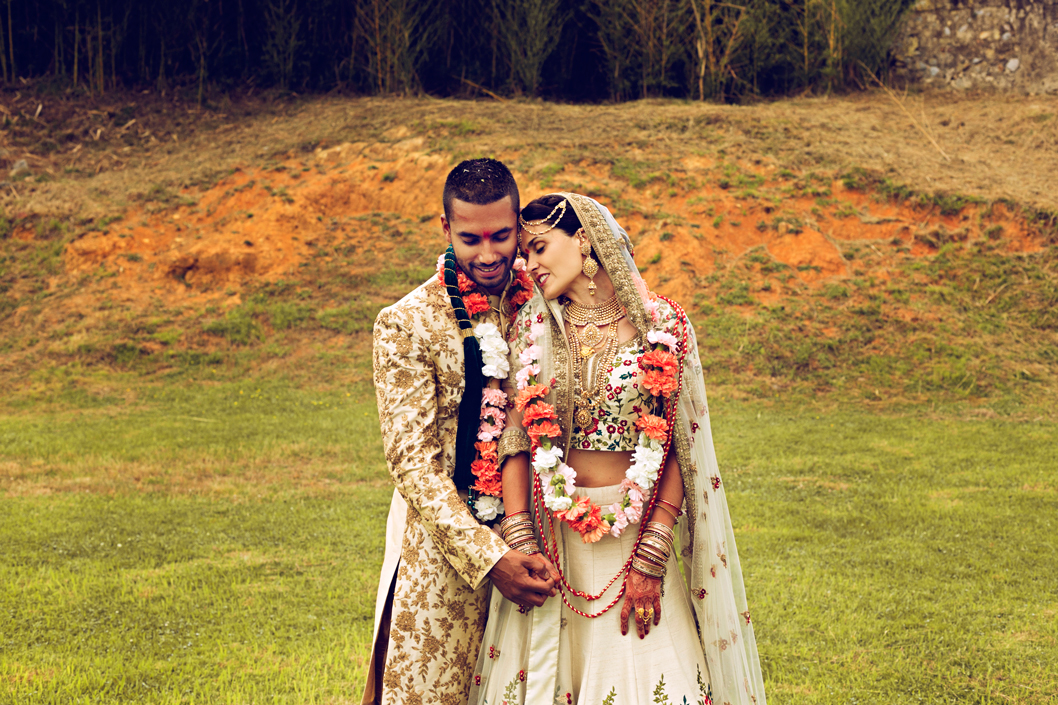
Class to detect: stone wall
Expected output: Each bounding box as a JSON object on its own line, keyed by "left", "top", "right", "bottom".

{"left": 897, "top": 0, "right": 1058, "bottom": 93}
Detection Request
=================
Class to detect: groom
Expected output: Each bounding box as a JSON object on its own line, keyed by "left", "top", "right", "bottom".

{"left": 362, "top": 158, "right": 557, "bottom": 705}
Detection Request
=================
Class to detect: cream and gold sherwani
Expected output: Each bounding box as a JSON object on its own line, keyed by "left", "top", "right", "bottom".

{"left": 363, "top": 275, "right": 512, "bottom": 705}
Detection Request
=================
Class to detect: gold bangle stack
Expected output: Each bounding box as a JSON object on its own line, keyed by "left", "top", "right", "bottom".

{"left": 500, "top": 512, "right": 539, "bottom": 555}
{"left": 632, "top": 521, "right": 675, "bottom": 579}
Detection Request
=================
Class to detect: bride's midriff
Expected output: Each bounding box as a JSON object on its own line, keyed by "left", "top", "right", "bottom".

{"left": 567, "top": 448, "right": 634, "bottom": 487}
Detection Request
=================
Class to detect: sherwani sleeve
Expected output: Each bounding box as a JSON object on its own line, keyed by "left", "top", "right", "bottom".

{"left": 373, "top": 306, "right": 510, "bottom": 590}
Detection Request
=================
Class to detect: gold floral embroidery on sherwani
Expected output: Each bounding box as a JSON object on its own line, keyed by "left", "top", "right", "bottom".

{"left": 364, "top": 276, "right": 512, "bottom": 705}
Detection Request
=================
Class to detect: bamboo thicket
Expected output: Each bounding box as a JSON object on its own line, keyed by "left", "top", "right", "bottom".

{"left": 0, "top": 0, "right": 916, "bottom": 102}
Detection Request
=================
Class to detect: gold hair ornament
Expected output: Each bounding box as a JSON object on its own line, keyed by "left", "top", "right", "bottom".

{"left": 519, "top": 199, "right": 567, "bottom": 236}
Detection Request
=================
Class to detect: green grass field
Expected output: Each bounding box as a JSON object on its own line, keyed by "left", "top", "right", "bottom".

{"left": 2, "top": 382, "right": 1055, "bottom": 704}
{"left": 2, "top": 91, "right": 1057, "bottom": 704}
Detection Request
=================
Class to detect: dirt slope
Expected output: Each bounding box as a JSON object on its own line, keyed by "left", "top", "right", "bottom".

{"left": 1, "top": 94, "right": 1056, "bottom": 406}
{"left": 29, "top": 135, "right": 1045, "bottom": 316}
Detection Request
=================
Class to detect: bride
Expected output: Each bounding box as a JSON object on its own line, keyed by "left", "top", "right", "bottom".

{"left": 469, "top": 193, "right": 767, "bottom": 705}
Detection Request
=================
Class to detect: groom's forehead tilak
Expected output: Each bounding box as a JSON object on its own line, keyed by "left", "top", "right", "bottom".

{"left": 452, "top": 227, "right": 514, "bottom": 240}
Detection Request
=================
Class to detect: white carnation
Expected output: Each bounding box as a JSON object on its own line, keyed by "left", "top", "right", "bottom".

{"left": 627, "top": 443, "right": 664, "bottom": 489}
{"left": 544, "top": 494, "right": 573, "bottom": 512}
{"left": 532, "top": 446, "right": 563, "bottom": 472}
{"left": 475, "top": 322, "right": 510, "bottom": 379}
{"left": 480, "top": 336, "right": 508, "bottom": 356}
{"left": 474, "top": 321, "right": 500, "bottom": 340}
{"left": 474, "top": 495, "right": 504, "bottom": 522}
{"left": 625, "top": 465, "right": 654, "bottom": 490}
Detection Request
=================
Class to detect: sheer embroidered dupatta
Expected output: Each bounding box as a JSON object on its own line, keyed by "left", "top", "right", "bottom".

{"left": 470, "top": 194, "right": 767, "bottom": 705}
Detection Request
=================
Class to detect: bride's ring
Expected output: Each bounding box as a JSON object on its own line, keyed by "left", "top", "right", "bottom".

{"left": 644, "top": 607, "right": 654, "bottom": 621}
{"left": 636, "top": 606, "right": 645, "bottom": 620}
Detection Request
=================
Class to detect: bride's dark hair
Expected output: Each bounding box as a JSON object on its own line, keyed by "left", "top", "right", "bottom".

{"left": 520, "top": 194, "right": 581, "bottom": 236}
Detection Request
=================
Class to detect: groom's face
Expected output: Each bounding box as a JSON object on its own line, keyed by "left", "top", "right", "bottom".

{"left": 442, "top": 196, "right": 519, "bottom": 296}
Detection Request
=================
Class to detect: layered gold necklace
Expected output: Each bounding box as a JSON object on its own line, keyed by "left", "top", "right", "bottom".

{"left": 564, "top": 296, "right": 624, "bottom": 354}
{"left": 564, "top": 296, "right": 625, "bottom": 427}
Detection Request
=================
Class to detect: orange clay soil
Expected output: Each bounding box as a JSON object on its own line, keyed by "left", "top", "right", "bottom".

{"left": 11, "top": 137, "right": 1047, "bottom": 323}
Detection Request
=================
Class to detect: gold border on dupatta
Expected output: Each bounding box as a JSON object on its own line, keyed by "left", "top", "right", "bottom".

{"left": 558, "top": 193, "right": 652, "bottom": 337}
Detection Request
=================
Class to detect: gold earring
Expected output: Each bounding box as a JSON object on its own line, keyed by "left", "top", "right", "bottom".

{"left": 579, "top": 234, "right": 599, "bottom": 297}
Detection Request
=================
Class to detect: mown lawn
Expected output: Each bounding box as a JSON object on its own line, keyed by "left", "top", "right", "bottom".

{"left": 1, "top": 384, "right": 1056, "bottom": 704}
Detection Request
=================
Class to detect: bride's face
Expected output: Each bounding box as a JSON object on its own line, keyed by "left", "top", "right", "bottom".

{"left": 524, "top": 228, "right": 584, "bottom": 300}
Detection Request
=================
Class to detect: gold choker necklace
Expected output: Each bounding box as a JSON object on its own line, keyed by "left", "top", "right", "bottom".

{"left": 564, "top": 296, "right": 624, "bottom": 354}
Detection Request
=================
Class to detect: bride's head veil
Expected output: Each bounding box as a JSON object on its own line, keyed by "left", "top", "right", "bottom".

{"left": 512, "top": 193, "right": 767, "bottom": 705}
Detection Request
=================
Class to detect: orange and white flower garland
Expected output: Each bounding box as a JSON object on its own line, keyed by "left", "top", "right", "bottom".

{"left": 436, "top": 254, "right": 535, "bottom": 522}
{"left": 514, "top": 309, "right": 683, "bottom": 542}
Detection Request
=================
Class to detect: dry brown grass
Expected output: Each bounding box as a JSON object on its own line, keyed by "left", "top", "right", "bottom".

{"left": 4, "top": 90, "right": 1058, "bottom": 221}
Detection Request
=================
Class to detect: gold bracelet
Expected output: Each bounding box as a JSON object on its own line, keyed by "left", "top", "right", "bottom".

{"left": 638, "top": 545, "right": 670, "bottom": 567}
{"left": 640, "top": 532, "right": 672, "bottom": 548}
{"left": 654, "top": 503, "right": 680, "bottom": 523}
{"left": 499, "top": 512, "right": 531, "bottom": 530}
{"left": 502, "top": 528, "right": 536, "bottom": 546}
{"left": 500, "top": 522, "right": 534, "bottom": 538}
{"left": 509, "top": 537, "right": 540, "bottom": 554}
{"left": 645, "top": 521, "right": 675, "bottom": 541}
{"left": 656, "top": 498, "right": 683, "bottom": 518}
{"left": 639, "top": 537, "right": 671, "bottom": 555}
{"left": 632, "top": 556, "right": 666, "bottom": 578}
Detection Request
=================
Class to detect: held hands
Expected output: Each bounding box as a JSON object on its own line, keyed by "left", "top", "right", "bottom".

{"left": 620, "top": 569, "right": 663, "bottom": 639}
{"left": 489, "top": 550, "right": 560, "bottom": 610}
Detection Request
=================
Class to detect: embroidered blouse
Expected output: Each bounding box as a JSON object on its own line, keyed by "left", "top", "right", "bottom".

{"left": 507, "top": 295, "right": 684, "bottom": 454}
{"left": 570, "top": 336, "right": 659, "bottom": 451}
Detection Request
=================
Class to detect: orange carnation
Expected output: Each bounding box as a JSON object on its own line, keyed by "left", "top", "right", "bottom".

{"left": 473, "top": 474, "right": 503, "bottom": 497}
{"left": 465, "top": 292, "right": 490, "bottom": 316}
{"left": 521, "top": 401, "right": 556, "bottom": 425}
{"left": 556, "top": 495, "right": 590, "bottom": 523}
{"left": 642, "top": 370, "right": 679, "bottom": 398}
{"left": 436, "top": 264, "right": 476, "bottom": 293}
{"left": 564, "top": 497, "right": 608, "bottom": 540}
{"left": 474, "top": 441, "right": 498, "bottom": 462}
{"left": 471, "top": 457, "right": 499, "bottom": 480}
{"left": 635, "top": 414, "right": 670, "bottom": 442}
{"left": 514, "top": 384, "right": 550, "bottom": 411}
{"left": 581, "top": 519, "right": 612, "bottom": 544}
{"left": 641, "top": 349, "right": 679, "bottom": 375}
{"left": 527, "top": 419, "right": 562, "bottom": 442}
{"left": 510, "top": 271, "right": 534, "bottom": 308}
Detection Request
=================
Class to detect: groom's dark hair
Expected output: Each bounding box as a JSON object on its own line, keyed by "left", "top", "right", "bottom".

{"left": 442, "top": 158, "right": 519, "bottom": 222}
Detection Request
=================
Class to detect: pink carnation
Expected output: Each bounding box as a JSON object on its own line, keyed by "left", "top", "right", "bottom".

{"left": 620, "top": 479, "right": 645, "bottom": 503}
{"left": 647, "top": 330, "right": 678, "bottom": 352}
{"left": 480, "top": 406, "right": 506, "bottom": 426}
{"left": 477, "top": 423, "right": 503, "bottom": 441}
{"left": 609, "top": 504, "right": 629, "bottom": 537}
{"left": 644, "top": 297, "right": 661, "bottom": 323}
{"left": 516, "top": 364, "right": 540, "bottom": 389}
{"left": 555, "top": 463, "right": 577, "bottom": 495}
{"left": 519, "top": 344, "right": 542, "bottom": 366}
{"left": 481, "top": 388, "right": 508, "bottom": 408}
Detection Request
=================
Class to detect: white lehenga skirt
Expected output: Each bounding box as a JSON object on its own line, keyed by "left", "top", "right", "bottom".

{"left": 469, "top": 484, "right": 712, "bottom": 705}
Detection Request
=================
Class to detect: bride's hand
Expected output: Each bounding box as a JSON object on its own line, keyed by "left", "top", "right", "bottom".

{"left": 620, "top": 569, "right": 663, "bottom": 639}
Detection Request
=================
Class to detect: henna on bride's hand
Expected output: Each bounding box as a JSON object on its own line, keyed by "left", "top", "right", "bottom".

{"left": 619, "top": 569, "right": 663, "bottom": 639}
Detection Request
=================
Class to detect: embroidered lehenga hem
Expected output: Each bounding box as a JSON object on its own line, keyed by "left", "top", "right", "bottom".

{"left": 470, "top": 485, "right": 712, "bottom": 705}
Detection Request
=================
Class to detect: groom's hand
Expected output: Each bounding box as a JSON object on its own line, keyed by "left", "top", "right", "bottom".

{"left": 489, "top": 550, "right": 560, "bottom": 609}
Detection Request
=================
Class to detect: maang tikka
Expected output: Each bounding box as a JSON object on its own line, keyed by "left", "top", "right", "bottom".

{"left": 578, "top": 228, "right": 599, "bottom": 297}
